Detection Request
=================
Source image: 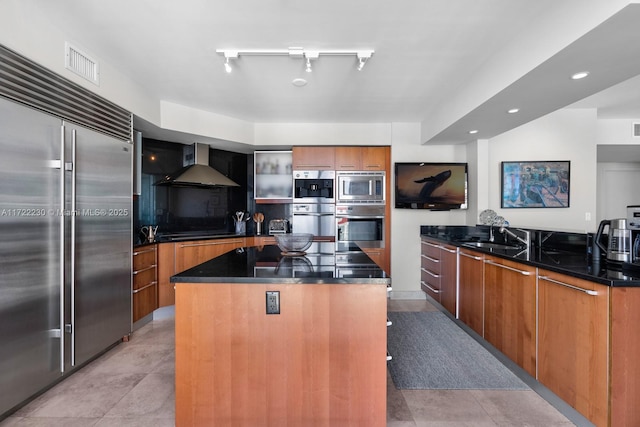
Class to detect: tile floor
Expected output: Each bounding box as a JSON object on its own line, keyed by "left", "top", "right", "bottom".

{"left": 0, "top": 300, "right": 585, "bottom": 426}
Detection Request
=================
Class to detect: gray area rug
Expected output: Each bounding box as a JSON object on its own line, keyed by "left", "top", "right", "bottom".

{"left": 387, "top": 311, "right": 529, "bottom": 390}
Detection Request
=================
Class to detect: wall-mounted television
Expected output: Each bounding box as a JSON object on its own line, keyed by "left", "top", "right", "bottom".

{"left": 395, "top": 162, "right": 468, "bottom": 210}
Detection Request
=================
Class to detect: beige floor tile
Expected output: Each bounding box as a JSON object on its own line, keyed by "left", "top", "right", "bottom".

{"left": 26, "top": 372, "right": 145, "bottom": 419}
{"left": 104, "top": 373, "right": 174, "bottom": 418}
{"left": 388, "top": 371, "right": 414, "bottom": 422}
{"left": 94, "top": 418, "right": 175, "bottom": 427}
{"left": 388, "top": 298, "right": 438, "bottom": 312}
{"left": 82, "top": 344, "right": 173, "bottom": 376}
{"left": 402, "top": 390, "right": 495, "bottom": 423}
{"left": 0, "top": 417, "right": 100, "bottom": 426}
{"left": 471, "top": 390, "right": 575, "bottom": 426}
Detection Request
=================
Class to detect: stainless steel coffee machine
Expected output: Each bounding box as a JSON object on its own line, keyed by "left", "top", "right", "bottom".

{"left": 594, "top": 218, "right": 633, "bottom": 264}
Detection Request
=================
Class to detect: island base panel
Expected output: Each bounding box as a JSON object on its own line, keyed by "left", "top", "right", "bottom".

{"left": 175, "top": 282, "right": 387, "bottom": 426}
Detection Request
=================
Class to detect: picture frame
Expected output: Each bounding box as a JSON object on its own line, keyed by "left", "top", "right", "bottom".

{"left": 501, "top": 161, "right": 570, "bottom": 208}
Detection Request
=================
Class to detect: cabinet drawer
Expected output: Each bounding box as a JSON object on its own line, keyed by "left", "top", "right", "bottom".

{"left": 133, "top": 246, "right": 157, "bottom": 270}
{"left": 133, "top": 283, "right": 158, "bottom": 323}
{"left": 421, "top": 252, "right": 440, "bottom": 273}
{"left": 133, "top": 266, "right": 156, "bottom": 291}
{"left": 421, "top": 239, "right": 441, "bottom": 258}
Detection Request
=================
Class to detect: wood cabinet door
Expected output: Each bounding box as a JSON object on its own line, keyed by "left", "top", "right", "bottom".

{"left": 292, "top": 146, "right": 335, "bottom": 170}
{"left": 483, "top": 255, "right": 536, "bottom": 376}
{"left": 335, "top": 146, "right": 362, "bottom": 170}
{"left": 157, "top": 243, "right": 176, "bottom": 307}
{"left": 538, "top": 269, "right": 609, "bottom": 427}
{"left": 439, "top": 244, "right": 458, "bottom": 316}
{"left": 362, "top": 247, "right": 388, "bottom": 274}
{"left": 458, "top": 249, "right": 484, "bottom": 336}
{"left": 610, "top": 286, "right": 640, "bottom": 427}
{"left": 360, "top": 146, "right": 388, "bottom": 171}
{"left": 175, "top": 237, "right": 247, "bottom": 272}
{"left": 420, "top": 238, "right": 441, "bottom": 302}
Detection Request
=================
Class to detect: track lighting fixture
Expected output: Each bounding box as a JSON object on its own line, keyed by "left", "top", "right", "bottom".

{"left": 216, "top": 47, "right": 374, "bottom": 74}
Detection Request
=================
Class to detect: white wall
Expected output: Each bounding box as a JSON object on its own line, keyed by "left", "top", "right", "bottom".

{"left": 487, "top": 108, "right": 598, "bottom": 233}
{"left": 390, "top": 123, "right": 467, "bottom": 299}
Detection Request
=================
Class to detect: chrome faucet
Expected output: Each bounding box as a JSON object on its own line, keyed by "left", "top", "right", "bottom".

{"left": 499, "top": 226, "right": 531, "bottom": 247}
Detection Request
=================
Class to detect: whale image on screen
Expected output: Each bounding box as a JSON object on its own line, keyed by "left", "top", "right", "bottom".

{"left": 395, "top": 163, "right": 468, "bottom": 210}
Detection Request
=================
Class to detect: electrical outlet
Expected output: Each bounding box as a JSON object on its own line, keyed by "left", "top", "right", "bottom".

{"left": 266, "top": 291, "right": 280, "bottom": 314}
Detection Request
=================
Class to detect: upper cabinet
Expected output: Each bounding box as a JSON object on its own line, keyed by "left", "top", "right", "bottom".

{"left": 254, "top": 151, "right": 293, "bottom": 202}
{"left": 292, "top": 146, "right": 335, "bottom": 170}
{"left": 335, "top": 146, "right": 388, "bottom": 171}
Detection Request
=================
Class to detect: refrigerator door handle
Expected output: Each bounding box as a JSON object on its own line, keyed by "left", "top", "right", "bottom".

{"left": 59, "top": 125, "right": 66, "bottom": 373}
{"left": 69, "top": 128, "right": 77, "bottom": 366}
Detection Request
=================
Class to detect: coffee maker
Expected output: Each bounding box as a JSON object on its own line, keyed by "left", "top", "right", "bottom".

{"left": 627, "top": 205, "right": 640, "bottom": 264}
{"left": 594, "top": 218, "right": 633, "bottom": 265}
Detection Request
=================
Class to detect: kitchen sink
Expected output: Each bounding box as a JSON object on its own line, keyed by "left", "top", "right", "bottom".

{"left": 461, "top": 241, "right": 523, "bottom": 250}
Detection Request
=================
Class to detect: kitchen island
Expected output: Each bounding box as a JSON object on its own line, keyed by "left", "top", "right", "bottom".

{"left": 171, "top": 245, "right": 390, "bottom": 427}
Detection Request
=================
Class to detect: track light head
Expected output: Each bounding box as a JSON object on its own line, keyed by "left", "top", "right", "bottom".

{"left": 224, "top": 57, "right": 232, "bottom": 73}
{"left": 356, "top": 51, "right": 372, "bottom": 71}
{"left": 305, "top": 58, "right": 312, "bottom": 73}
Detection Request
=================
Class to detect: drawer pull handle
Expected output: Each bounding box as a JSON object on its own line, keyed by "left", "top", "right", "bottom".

{"left": 539, "top": 275, "right": 598, "bottom": 296}
{"left": 132, "top": 264, "right": 157, "bottom": 275}
{"left": 421, "top": 267, "right": 440, "bottom": 278}
{"left": 460, "top": 252, "right": 483, "bottom": 260}
{"left": 421, "top": 241, "right": 440, "bottom": 249}
{"left": 421, "top": 254, "right": 440, "bottom": 263}
{"left": 441, "top": 247, "right": 457, "bottom": 254}
{"left": 420, "top": 280, "right": 441, "bottom": 293}
{"left": 484, "top": 260, "right": 531, "bottom": 275}
{"left": 133, "top": 247, "right": 156, "bottom": 256}
{"left": 132, "top": 281, "right": 157, "bottom": 294}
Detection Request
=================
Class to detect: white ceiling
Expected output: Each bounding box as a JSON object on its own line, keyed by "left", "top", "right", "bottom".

{"left": 6, "top": 1, "right": 640, "bottom": 151}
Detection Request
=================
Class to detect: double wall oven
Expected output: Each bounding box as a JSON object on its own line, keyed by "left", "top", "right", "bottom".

{"left": 335, "top": 171, "right": 386, "bottom": 266}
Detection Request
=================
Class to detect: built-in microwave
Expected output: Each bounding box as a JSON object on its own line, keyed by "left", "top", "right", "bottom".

{"left": 336, "top": 171, "right": 385, "bottom": 204}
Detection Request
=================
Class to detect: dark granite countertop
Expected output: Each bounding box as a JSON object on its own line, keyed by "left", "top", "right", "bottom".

{"left": 171, "top": 244, "right": 390, "bottom": 285}
{"left": 420, "top": 226, "right": 640, "bottom": 287}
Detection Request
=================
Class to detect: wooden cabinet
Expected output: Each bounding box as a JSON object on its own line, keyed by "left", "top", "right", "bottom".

{"left": 292, "top": 146, "right": 335, "bottom": 170}
{"left": 439, "top": 244, "right": 458, "bottom": 316}
{"left": 362, "top": 247, "right": 389, "bottom": 274}
{"left": 254, "top": 150, "right": 292, "bottom": 203}
{"left": 132, "top": 245, "right": 158, "bottom": 323}
{"left": 157, "top": 242, "right": 176, "bottom": 308}
{"left": 174, "top": 237, "right": 247, "bottom": 273}
{"left": 458, "top": 248, "right": 484, "bottom": 336}
{"left": 420, "top": 238, "right": 442, "bottom": 302}
{"left": 483, "top": 255, "right": 536, "bottom": 376}
{"left": 610, "top": 286, "right": 640, "bottom": 427}
{"left": 157, "top": 237, "right": 249, "bottom": 307}
{"left": 335, "top": 146, "right": 388, "bottom": 171}
{"left": 537, "top": 269, "right": 609, "bottom": 427}
{"left": 175, "top": 280, "right": 387, "bottom": 426}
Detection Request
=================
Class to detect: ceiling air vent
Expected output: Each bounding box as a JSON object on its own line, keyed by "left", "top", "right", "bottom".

{"left": 65, "top": 42, "right": 99, "bottom": 85}
{"left": 634, "top": 123, "right": 640, "bottom": 138}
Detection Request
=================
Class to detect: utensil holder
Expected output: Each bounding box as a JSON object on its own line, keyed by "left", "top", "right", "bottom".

{"left": 235, "top": 221, "right": 246, "bottom": 234}
{"left": 256, "top": 222, "right": 263, "bottom": 235}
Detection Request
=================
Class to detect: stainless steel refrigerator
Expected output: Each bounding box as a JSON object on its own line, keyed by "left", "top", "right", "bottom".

{"left": 0, "top": 96, "right": 132, "bottom": 415}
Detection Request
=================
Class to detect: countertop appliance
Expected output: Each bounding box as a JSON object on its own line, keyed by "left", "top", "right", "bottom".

{"left": 336, "top": 171, "right": 385, "bottom": 204}
{"left": 293, "top": 170, "right": 335, "bottom": 203}
{"left": 594, "top": 218, "right": 633, "bottom": 264}
{"left": 0, "top": 53, "right": 132, "bottom": 418}
{"left": 268, "top": 219, "right": 290, "bottom": 235}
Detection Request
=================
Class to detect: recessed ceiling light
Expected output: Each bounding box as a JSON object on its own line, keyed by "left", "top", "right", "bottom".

{"left": 507, "top": 108, "right": 520, "bottom": 114}
{"left": 292, "top": 78, "right": 308, "bottom": 87}
{"left": 468, "top": 130, "right": 478, "bottom": 134}
{"left": 571, "top": 71, "right": 590, "bottom": 80}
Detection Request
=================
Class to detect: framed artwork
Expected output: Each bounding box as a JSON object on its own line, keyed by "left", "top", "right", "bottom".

{"left": 501, "top": 161, "right": 570, "bottom": 208}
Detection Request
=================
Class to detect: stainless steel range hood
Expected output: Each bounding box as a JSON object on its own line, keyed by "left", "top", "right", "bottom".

{"left": 156, "top": 143, "right": 240, "bottom": 187}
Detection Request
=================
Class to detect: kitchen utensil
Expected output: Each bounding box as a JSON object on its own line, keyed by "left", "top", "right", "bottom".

{"left": 274, "top": 233, "right": 314, "bottom": 255}
{"left": 253, "top": 212, "right": 264, "bottom": 235}
{"left": 141, "top": 225, "right": 158, "bottom": 243}
{"left": 594, "top": 218, "right": 633, "bottom": 264}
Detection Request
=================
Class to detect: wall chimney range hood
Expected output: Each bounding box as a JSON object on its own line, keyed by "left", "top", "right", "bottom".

{"left": 156, "top": 143, "right": 240, "bottom": 188}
